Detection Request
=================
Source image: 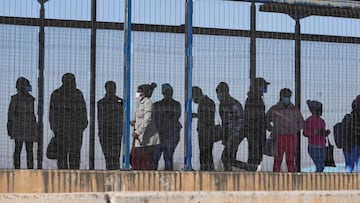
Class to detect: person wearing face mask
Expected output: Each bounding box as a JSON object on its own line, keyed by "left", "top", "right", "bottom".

{"left": 153, "top": 83, "right": 182, "bottom": 170}
{"left": 49, "top": 73, "right": 88, "bottom": 169}
{"left": 130, "top": 82, "right": 160, "bottom": 170}
{"left": 7, "top": 77, "right": 37, "bottom": 169}
{"left": 97, "top": 81, "right": 124, "bottom": 170}
{"left": 216, "top": 82, "right": 244, "bottom": 171}
{"left": 340, "top": 95, "right": 360, "bottom": 172}
{"left": 266, "top": 88, "right": 304, "bottom": 172}
{"left": 244, "top": 77, "right": 270, "bottom": 170}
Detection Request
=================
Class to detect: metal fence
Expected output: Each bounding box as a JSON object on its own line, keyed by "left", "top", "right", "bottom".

{"left": 1, "top": 0, "right": 360, "bottom": 172}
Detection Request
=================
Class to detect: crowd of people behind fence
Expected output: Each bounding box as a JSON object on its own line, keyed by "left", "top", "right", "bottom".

{"left": 6, "top": 73, "right": 360, "bottom": 172}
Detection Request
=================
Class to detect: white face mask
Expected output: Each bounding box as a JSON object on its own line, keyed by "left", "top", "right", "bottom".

{"left": 135, "top": 92, "right": 141, "bottom": 98}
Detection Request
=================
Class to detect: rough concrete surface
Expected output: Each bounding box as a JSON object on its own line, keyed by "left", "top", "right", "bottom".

{"left": 1, "top": 191, "right": 360, "bottom": 203}
{"left": 0, "top": 193, "right": 108, "bottom": 203}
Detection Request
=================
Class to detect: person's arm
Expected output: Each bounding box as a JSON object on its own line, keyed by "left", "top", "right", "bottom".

{"left": 78, "top": 91, "right": 88, "bottom": 130}
{"left": 134, "top": 100, "right": 153, "bottom": 143}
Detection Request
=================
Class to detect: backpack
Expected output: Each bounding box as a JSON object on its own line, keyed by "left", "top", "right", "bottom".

{"left": 333, "top": 122, "right": 344, "bottom": 148}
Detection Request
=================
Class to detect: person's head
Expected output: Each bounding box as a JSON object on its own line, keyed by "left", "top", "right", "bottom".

{"left": 105, "top": 81, "right": 116, "bottom": 96}
{"left": 162, "top": 83, "right": 173, "bottom": 99}
{"left": 62, "top": 73, "right": 76, "bottom": 91}
{"left": 253, "top": 77, "right": 270, "bottom": 94}
{"left": 307, "top": 100, "right": 323, "bottom": 116}
{"left": 279, "top": 88, "right": 292, "bottom": 106}
{"left": 137, "top": 82, "right": 157, "bottom": 99}
{"left": 192, "top": 86, "right": 203, "bottom": 104}
{"left": 16, "top": 77, "right": 31, "bottom": 93}
{"left": 216, "top": 82, "right": 229, "bottom": 102}
{"left": 352, "top": 95, "right": 360, "bottom": 114}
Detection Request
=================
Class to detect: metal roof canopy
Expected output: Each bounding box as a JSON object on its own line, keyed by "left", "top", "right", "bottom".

{"left": 259, "top": 2, "right": 360, "bottom": 19}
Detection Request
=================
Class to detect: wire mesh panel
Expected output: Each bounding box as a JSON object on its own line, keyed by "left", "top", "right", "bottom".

{"left": 1, "top": 0, "right": 360, "bottom": 173}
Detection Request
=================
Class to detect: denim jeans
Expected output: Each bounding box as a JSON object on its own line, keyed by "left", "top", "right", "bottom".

{"left": 343, "top": 144, "right": 360, "bottom": 173}
{"left": 308, "top": 144, "right": 326, "bottom": 172}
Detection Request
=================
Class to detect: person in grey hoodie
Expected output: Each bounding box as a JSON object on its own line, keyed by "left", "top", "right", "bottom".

{"left": 266, "top": 88, "right": 304, "bottom": 172}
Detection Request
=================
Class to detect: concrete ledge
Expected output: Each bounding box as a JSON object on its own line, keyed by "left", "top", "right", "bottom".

{"left": 1, "top": 170, "right": 360, "bottom": 193}
{"left": 0, "top": 193, "right": 107, "bottom": 203}
{"left": 1, "top": 191, "right": 360, "bottom": 203}
{"left": 108, "top": 191, "right": 360, "bottom": 203}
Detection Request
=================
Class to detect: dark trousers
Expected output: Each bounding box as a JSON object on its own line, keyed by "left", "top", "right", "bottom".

{"left": 199, "top": 145, "right": 214, "bottom": 171}
{"left": 156, "top": 135, "right": 179, "bottom": 170}
{"left": 56, "top": 133, "right": 83, "bottom": 170}
{"left": 222, "top": 136, "right": 243, "bottom": 171}
{"left": 247, "top": 132, "right": 264, "bottom": 165}
{"left": 14, "top": 140, "right": 34, "bottom": 169}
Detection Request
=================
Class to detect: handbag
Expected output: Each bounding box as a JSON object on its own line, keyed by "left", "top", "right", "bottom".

{"left": 46, "top": 136, "right": 59, "bottom": 160}
{"left": 325, "top": 138, "right": 336, "bottom": 167}
{"left": 263, "top": 134, "right": 277, "bottom": 157}
{"left": 130, "top": 138, "right": 154, "bottom": 170}
{"left": 212, "top": 124, "right": 223, "bottom": 142}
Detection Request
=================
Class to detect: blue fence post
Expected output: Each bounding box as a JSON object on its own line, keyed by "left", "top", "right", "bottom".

{"left": 184, "top": 0, "right": 193, "bottom": 171}
{"left": 123, "top": 0, "right": 132, "bottom": 170}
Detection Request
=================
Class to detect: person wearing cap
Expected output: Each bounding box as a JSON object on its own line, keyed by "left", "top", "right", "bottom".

{"left": 49, "top": 73, "right": 88, "bottom": 169}
{"left": 303, "top": 100, "right": 330, "bottom": 172}
{"left": 7, "top": 77, "right": 37, "bottom": 169}
{"left": 216, "top": 82, "right": 244, "bottom": 171}
{"left": 153, "top": 83, "right": 182, "bottom": 170}
{"left": 130, "top": 82, "right": 160, "bottom": 170}
{"left": 244, "top": 77, "right": 270, "bottom": 169}
{"left": 266, "top": 88, "right": 304, "bottom": 172}
{"left": 97, "top": 81, "right": 124, "bottom": 170}
{"left": 192, "top": 86, "right": 216, "bottom": 171}
{"left": 340, "top": 95, "right": 360, "bottom": 172}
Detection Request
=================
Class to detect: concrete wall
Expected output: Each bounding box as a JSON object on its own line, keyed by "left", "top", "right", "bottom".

{"left": 1, "top": 170, "right": 360, "bottom": 193}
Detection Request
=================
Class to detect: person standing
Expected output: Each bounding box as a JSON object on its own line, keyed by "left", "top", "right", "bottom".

{"left": 266, "top": 88, "right": 304, "bottom": 172}
{"left": 153, "top": 83, "right": 182, "bottom": 170}
{"left": 49, "top": 73, "right": 88, "bottom": 169}
{"left": 97, "top": 81, "right": 124, "bottom": 170}
{"left": 7, "top": 77, "right": 37, "bottom": 169}
{"left": 131, "top": 82, "right": 160, "bottom": 170}
{"left": 216, "top": 82, "right": 244, "bottom": 171}
{"left": 244, "top": 77, "right": 270, "bottom": 167}
{"left": 192, "top": 86, "right": 216, "bottom": 171}
{"left": 303, "top": 100, "right": 330, "bottom": 172}
{"left": 340, "top": 95, "right": 360, "bottom": 173}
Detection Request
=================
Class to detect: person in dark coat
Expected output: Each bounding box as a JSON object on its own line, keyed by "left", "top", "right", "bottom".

{"left": 97, "top": 81, "right": 124, "bottom": 170}
{"left": 153, "top": 83, "right": 182, "bottom": 170}
{"left": 341, "top": 95, "right": 360, "bottom": 172}
{"left": 244, "top": 77, "right": 270, "bottom": 167}
{"left": 7, "top": 77, "right": 37, "bottom": 169}
{"left": 49, "top": 73, "right": 88, "bottom": 169}
{"left": 192, "top": 86, "right": 216, "bottom": 171}
{"left": 216, "top": 82, "right": 244, "bottom": 171}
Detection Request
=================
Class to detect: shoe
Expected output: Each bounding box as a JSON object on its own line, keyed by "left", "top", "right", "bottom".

{"left": 256, "top": 164, "right": 262, "bottom": 172}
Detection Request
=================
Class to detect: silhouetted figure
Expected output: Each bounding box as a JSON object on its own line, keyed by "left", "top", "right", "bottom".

{"left": 130, "top": 82, "right": 160, "bottom": 170}
{"left": 192, "top": 86, "right": 215, "bottom": 171}
{"left": 340, "top": 95, "right": 360, "bottom": 173}
{"left": 266, "top": 88, "right": 304, "bottom": 172}
{"left": 244, "top": 77, "right": 270, "bottom": 167}
{"left": 153, "top": 83, "right": 182, "bottom": 170}
{"left": 7, "top": 77, "right": 37, "bottom": 169}
{"left": 216, "top": 82, "right": 244, "bottom": 171}
{"left": 98, "top": 81, "right": 124, "bottom": 170}
{"left": 49, "top": 73, "right": 88, "bottom": 169}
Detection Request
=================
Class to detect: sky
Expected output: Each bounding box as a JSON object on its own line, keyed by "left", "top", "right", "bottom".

{"left": 0, "top": 0, "right": 360, "bottom": 171}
